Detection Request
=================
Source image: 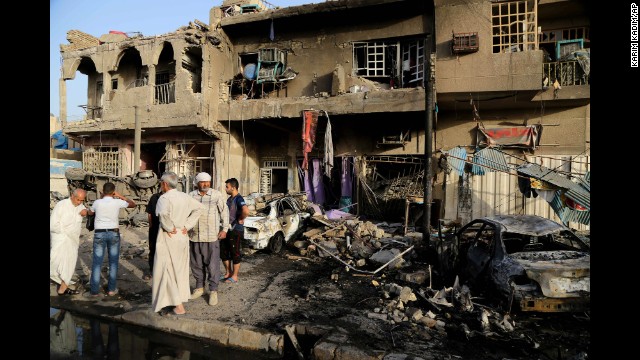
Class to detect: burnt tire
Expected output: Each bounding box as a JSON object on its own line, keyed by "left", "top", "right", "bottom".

{"left": 268, "top": 232, "right": 285, "bottom": 254}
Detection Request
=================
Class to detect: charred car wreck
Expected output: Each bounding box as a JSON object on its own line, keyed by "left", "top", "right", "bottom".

{"left": 439, "top": 215, "right": 590, "bottom": 312}
{"left": 64, "top": 167, "right": 159, "bottom": 225}
{"left": 243, "top": 194, "right": 312, "bottom": 253}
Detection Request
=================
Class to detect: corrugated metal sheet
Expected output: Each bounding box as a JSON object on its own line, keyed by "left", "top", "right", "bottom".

{"left": 443, "top": 154, "right": 590, "bottom": 231}
{"left": 516, "top": 162, "right": 589, "bottom": 210}
{"left": 471, "top": 148, "right": 511, "bottom": 175}
{"left": 445, "top": 147, "right": 467, "bottom": 175}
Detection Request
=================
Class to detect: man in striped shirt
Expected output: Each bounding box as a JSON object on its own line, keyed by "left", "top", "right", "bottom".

{"left": 188, "top": 172, "right": 230, "bottom": 306}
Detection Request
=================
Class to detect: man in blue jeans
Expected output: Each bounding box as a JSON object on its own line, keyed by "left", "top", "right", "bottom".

{"left": 85, "top": 182, "right": 136, "bottom": 297}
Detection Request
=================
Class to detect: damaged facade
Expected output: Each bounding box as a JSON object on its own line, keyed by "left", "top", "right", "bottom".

{"left": 58, "top": 0, "right": 589, "bottom": 230}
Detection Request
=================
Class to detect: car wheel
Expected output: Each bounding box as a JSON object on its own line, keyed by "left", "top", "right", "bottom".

{"left": 268, "top": 232, "right": 285, "bottom": 254}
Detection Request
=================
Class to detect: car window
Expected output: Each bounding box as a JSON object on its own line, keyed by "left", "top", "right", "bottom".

{"left": 552, "top": 230, "right": 589, "bottom": 251}
{"left": 257, "top": 204, "right": 271, "bottom": 215}
{"left": 281, "top": 199, "right": 295, "bottom": 216}
{"left": 475, "top": 225, "right": 495, "bottom": 252}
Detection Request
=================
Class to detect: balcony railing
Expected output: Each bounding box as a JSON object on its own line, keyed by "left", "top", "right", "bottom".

{"left": 154, "top": 81, "right": 176, "bottom": 105}
{"left": 543, "top": 60, "right": 589, "bottom": 87}
{"left": 126, "top": 78, "right": 148, "bottom": 90}
{"left": 78, "top": 105, "right": 102, "bottom": 120}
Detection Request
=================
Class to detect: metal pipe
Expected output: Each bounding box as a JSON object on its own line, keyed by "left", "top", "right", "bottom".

{"left": 134, "top": 105, "right": 141, "bottom": 172}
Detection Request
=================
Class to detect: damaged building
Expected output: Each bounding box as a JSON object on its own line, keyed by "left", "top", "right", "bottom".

{"left": 57, "top": 0, "right": 589, "bottom": 230}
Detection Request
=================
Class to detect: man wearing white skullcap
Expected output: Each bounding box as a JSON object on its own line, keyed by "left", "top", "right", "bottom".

{"left": 187, "top": 172, "right": 230, "bottom": 306}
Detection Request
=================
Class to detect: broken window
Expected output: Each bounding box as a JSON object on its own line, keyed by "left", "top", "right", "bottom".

{"left": 401, "top": 41, "right": 424, "bottom": 87}
{"left": 229, "top": 49, "right": 294, "bottom": 99}
{"left": 492, "top": 0, "right": 537, "bottom": 53}
{"left": 352, "top": 39, "right": 424, "bottom": 88}
{"left": 155, "top": 43, "right": 176, "bottom": 104}
{"left": 183, "top": 47, "right": 202, "bottom": 93}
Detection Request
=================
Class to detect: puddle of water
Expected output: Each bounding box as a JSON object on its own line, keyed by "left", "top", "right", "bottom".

{"left": 50, "top": 308, "right": 280, "bottom": 360}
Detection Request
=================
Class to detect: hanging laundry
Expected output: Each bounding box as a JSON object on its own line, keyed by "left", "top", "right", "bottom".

{"left": 323, "top": 111, "right": 334, "bottom": 177}
{"left": 301, "top": 109, "right": 319, "bottom": 170}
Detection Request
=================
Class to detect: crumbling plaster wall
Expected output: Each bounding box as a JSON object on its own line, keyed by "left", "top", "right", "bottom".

{"left": 220, "top": 126, "right": 261, "bottom": 195}
{"left": 61, "top": 37, "right": 206, "bottom": 130}
{"left": 226, "top": 13, "right": 427, "bottom": 98}
{"left": 435, "top": 0, "right": 543, "bottom": 94}
{"left": 328, "top": 112, "right": 427, "bottom": 156}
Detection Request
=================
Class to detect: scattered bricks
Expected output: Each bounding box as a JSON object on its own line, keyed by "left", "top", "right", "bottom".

{"left": 426, "top": 310, "right": 436, "bottom": 319}
{"left": 296, "top": 228, "right": 323, "bottom": 242}
{"left": 397, "top": 270, "right": 428, "bottom": 285}
{"left": 405, "top": 307, "right": 423, "bottom": 323}
{"left": 356, "top": 259, "right": 366, "bottom": 267}
{"left": 419, "top": 317, "right": 437, "bottom": 328}
{"left": 371, "top": 280, "right": 379, "bottom": 287}
{"left": 318, "top": 241, "right": 338, "bottom": 257}
{"left": 389, "top": 283, "right": 403, "bottom": 296}
{"left": 396, "top": 301, "right": 404, "bottom": 311}
{"left": 99, "top": 33, "right": 127, "bottom": 43}
{"left": 367, "top": 312, "right": 388, "bottom": 321}
{"left": 398, "top": 287, "right": 417, "bottom": 303}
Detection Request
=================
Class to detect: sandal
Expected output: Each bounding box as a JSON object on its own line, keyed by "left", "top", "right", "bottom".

{"left": 58, "top": 288, "right": 80, "bottom": 296}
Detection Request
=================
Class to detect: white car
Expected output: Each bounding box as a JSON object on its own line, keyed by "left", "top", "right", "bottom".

{"left": 243, "top": 196, "right": 311, "bottom": 253}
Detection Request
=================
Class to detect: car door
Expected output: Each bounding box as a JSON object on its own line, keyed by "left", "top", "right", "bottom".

{"left": 465, "top": 222, "right": 496, "bottom": 282}
{"left": 277, "top": 198, "right": 301, "bottom": 241}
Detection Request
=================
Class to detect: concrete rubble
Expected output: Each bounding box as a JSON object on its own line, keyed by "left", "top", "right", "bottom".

{"left": 51, "top": 192, "right": 590, "bottom": 359}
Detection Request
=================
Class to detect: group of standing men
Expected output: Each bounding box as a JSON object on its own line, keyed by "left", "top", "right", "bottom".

{"left": 49, "top": 170, "right": 248, "bottom": 317}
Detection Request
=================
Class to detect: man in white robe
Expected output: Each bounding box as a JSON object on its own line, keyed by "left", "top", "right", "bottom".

{"left": 152, "top": 171, "right": 204, "bottom": 315}
{"left": 50, "top": 189, "right": 88, "bottom": 295}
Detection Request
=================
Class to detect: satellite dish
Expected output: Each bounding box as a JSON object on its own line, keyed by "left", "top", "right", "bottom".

{"left": 243, "top": 63, "right": 257, "bottom": 80}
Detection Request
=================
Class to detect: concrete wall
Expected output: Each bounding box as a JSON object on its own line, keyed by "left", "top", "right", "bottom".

{"left": 435, "top": 103, "right": 589, "bottom": 155}
{"left": 62, "top": 36, "right": 207, "bottom": 131}
{"left": 435, "top": 0, "right": 543, "bottom": 93}
{"left": 223, "top": 8, "right": 428, "bottom": 98}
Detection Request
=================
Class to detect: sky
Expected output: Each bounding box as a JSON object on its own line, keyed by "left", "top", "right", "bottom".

{"left": 50, "top": 0, "right": 312, "bottom": 120}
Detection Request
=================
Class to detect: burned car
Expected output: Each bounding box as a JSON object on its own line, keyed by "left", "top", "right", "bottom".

{"left": 243, "top": 195, "right": 312, "bottom": 253}
{"left": 443, "top": 215, "right": 589, "bottom": 312}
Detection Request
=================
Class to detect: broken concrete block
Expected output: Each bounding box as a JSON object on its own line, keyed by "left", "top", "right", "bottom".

{"left": 350, "top": 239, "right": 374, "bottom": 259}
{"left": 398, "top": 287, "right": 417, "bottom": 303}
{"left": 356, "top": 259, "right": 366, "bottom": 267}
{"left": 397, "top": 270, "right": 428, "bottom": 285}
{"left": 317, "top": 241, "right": 338, "bottom": 257}
{"left": 435, "top": 320, "right": 446, "bottom": 329}
{"left": 331, "top": 63, "right": 346, "bottom": 96}
{"left": 373, "top": 307, "right": 381, "bottom": 313}
{"left": 426, "top": 310, "right": 436, "bottom": 319}
{"left": 419, "top": 317, "right": 437, "bottom": 328}
{"left": 303, "top": 228, "right": 323, "bottom": 239}
{"left": 369, "top": 249, "right": 405, "bottom": 269}
{"left": 374, "top": 228, "right": 385, "bottom": 238}
{"left": 371, "top": 280, "right": 379, "bottom": 287}
{"left": 98, "top": 34, "right": 127, "bottom": 44}
{"left": 405, "top": 307, "right": 423, "bottom": 322}
{"left": 388, "top": 283, "right": 403, "bottom": 296}
{"left": 392, "top": 315, "right": 404, "bottom": 323}
{"left": 373, "top": 241, "right": 382, "bottom": 249}
{"left": 396, "top": 301, "right": 404, "bottom": 311}
{"left": 367, "top": 312, "right": 388, "bottom": 321}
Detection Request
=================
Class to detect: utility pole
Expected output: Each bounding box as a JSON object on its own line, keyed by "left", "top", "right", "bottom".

{"left": 134, "top": 105, "right": 141, "bottom": 172}
{"left": 423, "top": 38, "right": 435, "bottom": 241}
